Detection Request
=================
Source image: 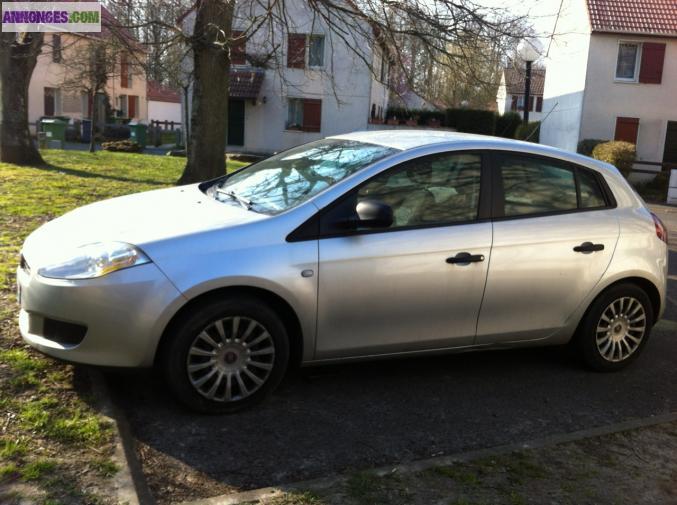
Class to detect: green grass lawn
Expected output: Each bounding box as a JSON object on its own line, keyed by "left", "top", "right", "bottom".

{"left": 0, "top": 149, "right": 246, "bottom": 504}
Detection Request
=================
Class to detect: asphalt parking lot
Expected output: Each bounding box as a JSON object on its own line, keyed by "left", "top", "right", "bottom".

{"left": 109, "top": 204, "right": 677, "bottom": 497}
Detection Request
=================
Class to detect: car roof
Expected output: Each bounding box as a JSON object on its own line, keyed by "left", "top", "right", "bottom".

{"left": 329, "top": 129, "right": 620, "bottom": 176}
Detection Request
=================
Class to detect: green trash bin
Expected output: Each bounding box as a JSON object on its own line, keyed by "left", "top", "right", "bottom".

{"left": 128, "top": 123, "right": 147, "bottom": 148}
{"left": 41, "top": 118, "right": 67, "bottom": 145}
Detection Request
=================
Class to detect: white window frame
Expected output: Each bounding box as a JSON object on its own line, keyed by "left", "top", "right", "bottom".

{"left": 307, "top": 34, "right": 325, "bottom": 69}
{"left": 614, "top": 40, "right": 642, "bottom": 83}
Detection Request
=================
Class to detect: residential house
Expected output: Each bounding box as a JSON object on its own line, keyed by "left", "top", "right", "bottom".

{"left": 540, "top": 0, "right": 677, "bottom": 170}
{"left": 27, "top": 9, "right": 147, "bottom": 131}
{"left": 147, "top": 81, "right": 182, "bottom": 123}
{"left": 496, "top": 66, "right": 546, "bottom": 121}
{"left": 180, "top": 0, "right": 390, "bottom": 153}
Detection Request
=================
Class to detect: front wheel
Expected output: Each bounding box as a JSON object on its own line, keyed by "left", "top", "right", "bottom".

{"left": 578, "top": 283, "right": 653, "bottom": 372}
{"left": 160, "top": 296, "right": 289, "bottom": 413}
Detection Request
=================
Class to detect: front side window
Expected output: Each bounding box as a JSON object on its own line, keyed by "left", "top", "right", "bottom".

{"left": 616, "top": 42, "right": 640, "bottom": 80}
{"left": 500, "top": 155, "right": 577, "bottom": 216}
{"left": 211, "top": 139, "right": 398, "bottom": 214}
{"left": 355, "top": 152, "right": 482, "bottom": 228}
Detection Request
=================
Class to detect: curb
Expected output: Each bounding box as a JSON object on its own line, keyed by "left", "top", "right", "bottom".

{"left": 88, "top": 368, "right": 155, "bottom": 505}
{"left": 178, "top": 411, "right": 677, "bottom": 505}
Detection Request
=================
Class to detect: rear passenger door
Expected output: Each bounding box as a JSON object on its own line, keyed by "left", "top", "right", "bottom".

{"left": 476, "top": 152, "right": 619, "bottom": 344}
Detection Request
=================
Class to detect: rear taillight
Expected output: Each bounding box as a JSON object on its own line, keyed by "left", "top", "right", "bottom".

{"left": 651, "top": 213, "right": 669, "bottom": 244}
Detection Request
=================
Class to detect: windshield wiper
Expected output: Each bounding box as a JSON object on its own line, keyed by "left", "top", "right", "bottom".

{"left": 215, "top": 188, "right": 254, "bottom": 210}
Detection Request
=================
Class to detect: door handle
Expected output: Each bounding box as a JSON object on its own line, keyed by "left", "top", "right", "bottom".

{"left": 573, "top": 242, "right": 605, "bottom": 253}
{"left": 446, "top": 252, "right": 485, "bottom": 264}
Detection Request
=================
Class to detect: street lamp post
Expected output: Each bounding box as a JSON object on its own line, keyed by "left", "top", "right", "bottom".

{"left": 516, "top": 40, "right": 542, "bottom": 125}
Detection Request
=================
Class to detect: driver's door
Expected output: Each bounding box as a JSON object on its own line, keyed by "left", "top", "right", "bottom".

{"left": 315, "top": 151, "right": 493, "bottom": 359}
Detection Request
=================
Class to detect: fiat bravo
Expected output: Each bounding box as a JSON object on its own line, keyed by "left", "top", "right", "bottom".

{"left": 17, "top": 131, "right": 668, "bottom": 412}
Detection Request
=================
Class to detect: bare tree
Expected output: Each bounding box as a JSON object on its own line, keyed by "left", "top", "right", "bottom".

{"left": 0, "top": 32, "right": 44, "bottom": 165}
{"left": 59, "top": 37, "right": 122, "bottom": 152}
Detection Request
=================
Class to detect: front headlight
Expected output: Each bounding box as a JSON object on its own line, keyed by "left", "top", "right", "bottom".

{"left": 38, "top": 242, "right": 151, "bottom": 280}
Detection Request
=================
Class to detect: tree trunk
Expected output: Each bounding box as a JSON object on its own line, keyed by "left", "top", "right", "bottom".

{"left": 0, "top": 33, "right": 44, "bottom": 165}
{"left": 89, "top": 92, "right": 97, "bottom": 153}
{"left": 178, "top": 0, "right": 233, "bottom": 185}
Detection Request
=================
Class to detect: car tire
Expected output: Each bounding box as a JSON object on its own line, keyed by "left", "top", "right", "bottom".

{"left": 160, "top": 296, "right": 289, "bottom": 414}
{"left": 577, "top": 283, "right": 653, "bottom": 372}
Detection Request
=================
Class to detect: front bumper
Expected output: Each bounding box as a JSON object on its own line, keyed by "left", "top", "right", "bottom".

{"left": 17, "top": 261, "right": 186, "bottom": 367}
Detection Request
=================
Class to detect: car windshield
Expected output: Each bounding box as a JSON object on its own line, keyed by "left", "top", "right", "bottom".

{"left": 211, "top": 139, "right": 399, "bottom": 214}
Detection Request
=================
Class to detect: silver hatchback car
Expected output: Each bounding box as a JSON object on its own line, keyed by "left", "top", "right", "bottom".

{"left": 18, "top": 131, "right": 668, "bottom": 412}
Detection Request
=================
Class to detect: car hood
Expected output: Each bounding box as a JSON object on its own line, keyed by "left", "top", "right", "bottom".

{"left": 22, "top": 184, "right": 264, "bottom": 268}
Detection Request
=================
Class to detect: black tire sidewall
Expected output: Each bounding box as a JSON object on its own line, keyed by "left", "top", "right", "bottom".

{"left": 579, "top": 283, "right": 653, "bottom": 372}
{"left": 161, "top": 296, "right": 289, "bottom": 413}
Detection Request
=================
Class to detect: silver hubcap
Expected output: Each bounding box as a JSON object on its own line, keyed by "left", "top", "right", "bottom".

{"left": 595, "top": 297, "right": 646, "bottom": 363}
{"left": 187, "top": 316, "right": 275, "bottom": 402}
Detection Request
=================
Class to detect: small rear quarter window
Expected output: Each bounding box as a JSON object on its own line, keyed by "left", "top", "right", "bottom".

{"left": 578, "top": 169, "right": 607, "bottom": 208}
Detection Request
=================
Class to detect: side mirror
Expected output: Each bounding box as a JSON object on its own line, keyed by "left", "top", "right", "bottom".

{"left": 355, "top": 199, "right": 393, "bottom": 228}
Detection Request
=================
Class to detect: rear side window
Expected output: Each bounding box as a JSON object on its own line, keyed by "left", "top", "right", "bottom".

{"left": 500, "top": 155, "right": 577, "bottom": 216}
{"left": 578, "top": 169, "right": 607, "bottom": 208}
{"left": 497, "top": 154, "right": 611, "bottom": 217}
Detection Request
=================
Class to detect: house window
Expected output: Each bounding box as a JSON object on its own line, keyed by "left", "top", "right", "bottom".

{"left": 287, "top": 34, "right": 324, "bottom": 68}
{"left": 118, "top": 95, "right": 127, "bottom": 116}
{"left": 614, "top": 117, "right": 639, "bottom": 144}
{"left": 287, "top": 98, "right": 321, "bottom": 132}
{"left": 44, "top": 87, "right": 58, "bottom": 116}
{"left": 615, "top": 42, "right": 640, "bottom": 81}
{"left": 536, "top": 96, "right": 543, "bottom": 112}
{"left": 231, "top": 30, "right": 246, "bottom": 65}
{"left": 308, "top": 35, "right": 324, "bottom": 67}
{"left": 121, "top": 54, "right": 129, "bottom": 88}
{"left": 52, "top": 34, "right": 61, "bottom": 63}
{"left": 510, "top": 95, "right": 518, "bottom": 111}
{"left": 379, "top": 56, "right": 388, "bottom": 83}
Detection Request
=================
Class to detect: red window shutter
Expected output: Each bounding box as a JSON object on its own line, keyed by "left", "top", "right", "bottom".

{"left": 287, "top": 34, "right": 306, "bottom": 69}
{"left": 639, "top": 43, "right": 666, "bottom": 84}
{"left": 302, "top": 99, "right": 321, "bottom": 131}
{"left": 231, "top": 30, "right": 246, "bottom": 65}
{"left": 128, "top": 95, "right": 136, "bottom": 118}
{"left": 121, "top": 54, "right": 129, "bottom": 88}
{"left": 614, "top": 117, "right": 639, "bottom": 144}
{"left": 536, "top": 96, "right": 543, "bottom": 112}
{"left": 510, "top": 95, "right": 518, "bottom": 111}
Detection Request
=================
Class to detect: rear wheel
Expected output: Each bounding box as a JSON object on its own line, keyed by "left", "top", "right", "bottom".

{"left": 161, "top": 296, "right": 289, "bottom": 413}
{"left": 578, "top": 283, "right": 653, "bottom": 372}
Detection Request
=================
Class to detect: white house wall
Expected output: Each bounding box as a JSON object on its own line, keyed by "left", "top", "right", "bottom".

{"left": 579, "top": 34, "right": 677, "bottom": 163}
{"left": 540, "top": 0, "right": 591, "bottom": 152}
{"left": 181, "top": 0, "right": 387, "bottom": 154}
{"left": 148, "top": 100, "right": 182, "bottom": 123}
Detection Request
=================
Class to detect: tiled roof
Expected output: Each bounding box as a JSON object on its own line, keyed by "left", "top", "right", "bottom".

{"left": 503, "top": 67, "right": 546, "bottom": 95}
{"left": 230, "top": 68, "right": 265, "bottom": 99}
{"left": 587, "top": 0, "right": 677, "bottom": 36}
{"left": 147, "top": 81, "right": 181, "bottom": 103}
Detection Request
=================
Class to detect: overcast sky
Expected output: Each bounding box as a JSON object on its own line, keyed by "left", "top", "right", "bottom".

{"left": 478, "top": 0, "right": 565, "bottom": 38}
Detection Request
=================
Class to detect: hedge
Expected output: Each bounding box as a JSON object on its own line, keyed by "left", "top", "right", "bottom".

{"left": 495, "top": 112, "right": 522, "bottom": 138}
{"left": 515, "top": 121, "right": 541, "bottom": 143}
{"left": 445, "top": 108, "right": 496, "bottom": 135}
{"left": 577, "top": 138, "right": 608, "bottom": 157}
{"left": 592, "top": 141, "right": 635, "bottom": 177}
{"left": 385, "top": 107, "right": 446, "bottom": 126}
